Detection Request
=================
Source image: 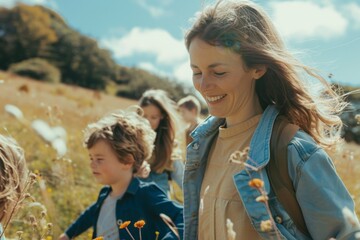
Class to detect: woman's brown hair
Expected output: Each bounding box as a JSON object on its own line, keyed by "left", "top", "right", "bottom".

{"left": 185, "top": 0, "right": 347, "bottom": 147}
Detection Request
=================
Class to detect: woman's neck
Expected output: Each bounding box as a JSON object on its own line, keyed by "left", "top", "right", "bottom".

{"left": 226, "top": 95, "right": 263, "bottom": 128}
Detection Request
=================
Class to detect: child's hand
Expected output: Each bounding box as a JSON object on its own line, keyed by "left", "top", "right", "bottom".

{"left": 58, "top": 233, "right": 70, "bottom": 240}
{"left": 135, "top": 161, "right": 151, "bottom": 178}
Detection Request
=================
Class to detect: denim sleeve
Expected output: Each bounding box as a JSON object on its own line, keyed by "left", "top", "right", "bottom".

{"left": 65, "top": 202, "right": 97, "bottom": 238}
{"left": 170, "top": 159, "right": 184, "bottom": 190}
{"left": 289, "top": 145, "right": 360, "bottom": 240}
{"left": 145, "top": 184, "right": 184, "bottom": 240}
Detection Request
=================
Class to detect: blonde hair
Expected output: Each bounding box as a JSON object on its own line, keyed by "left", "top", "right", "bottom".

{"left": 0, "top": 135, "right": 28, "bottom": 223}
{"left": 177, "top": 95, "right": 201, "bottom": 116}
{"left": 139, "top": 89, "right": 183, "bottom": 172}
{"left": 185, "top": 0, "right": 346, "bottom": 147}
{"left": 83, "top": 108, "right": 156, "bottom": 173}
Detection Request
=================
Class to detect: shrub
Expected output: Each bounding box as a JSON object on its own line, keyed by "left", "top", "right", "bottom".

{"left": 8, "top": 58, "right": 61, "bottom": 83}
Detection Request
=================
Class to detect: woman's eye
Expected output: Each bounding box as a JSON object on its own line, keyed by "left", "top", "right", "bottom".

{"left": 193, "top": 72, "right": 201, "bottom": 76}
{"left": 215, "top": 72, "right": 226, "bottom": 76}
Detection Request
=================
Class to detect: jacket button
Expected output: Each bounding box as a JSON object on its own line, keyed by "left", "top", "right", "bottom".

{"left": 192, "top": 142, "right": 199, "bottom": 150}
{"left": 275, "top": 216, "right": 282, "bottom": 224}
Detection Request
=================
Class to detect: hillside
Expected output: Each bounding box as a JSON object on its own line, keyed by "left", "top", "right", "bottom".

{"left": 0, "top": 71, "right": 138, "bottom": 239}
{"left": 0, "top": 70, "right": 137, "bottom": 125}
{"left": 0, "top": 4, "right": 189, "bottom": 101}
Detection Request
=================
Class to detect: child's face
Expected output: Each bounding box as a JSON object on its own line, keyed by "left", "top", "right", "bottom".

{"left": 142, "top": 104, "right": 163, "bottom": 130}
{"left": 179, "top": 106, "right": 197, "bottom": 123}
{"left": 89, "top": 139, "right": 132, "bottom": 185}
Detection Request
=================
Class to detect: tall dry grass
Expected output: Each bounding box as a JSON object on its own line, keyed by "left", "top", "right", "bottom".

{"left": 0, "top": 71, "right": 359, "bottom": 238}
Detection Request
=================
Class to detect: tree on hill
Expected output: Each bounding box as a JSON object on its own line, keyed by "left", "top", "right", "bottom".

{"left": 0, "top": 4, "right": 57, "bottom": 68}
{"left": 0, "top": 3, "right": 188, "bottom": 98}
{"left": 116, "top": 67, "right": 191, "bottom": 101}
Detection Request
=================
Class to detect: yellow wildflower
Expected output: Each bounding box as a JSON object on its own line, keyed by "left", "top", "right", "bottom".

{"left": 93, "top": 237, "right": 104, "bottom": 240}
{"left": 255, "top": 195, "right": 269, "bottom": 203}
{"left": 134, "top": 220, "right": 146, "bottom": 228}
{"left": 119, "top": 220, "right": 131, "bottom": 229}
{"left": 260, "top": 220, "right": 272, "bottom": 232}
{"left": 248, "top": 178, "right": 264, "bottom": 189}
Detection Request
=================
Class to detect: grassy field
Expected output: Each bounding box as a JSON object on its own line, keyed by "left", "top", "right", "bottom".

{"left": 0, "top": 71, "right": 359, "bottom": 239}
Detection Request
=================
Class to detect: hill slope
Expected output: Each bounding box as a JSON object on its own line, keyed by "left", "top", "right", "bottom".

{"left": 0, "top": 71, "right": 138, "bottom": 238}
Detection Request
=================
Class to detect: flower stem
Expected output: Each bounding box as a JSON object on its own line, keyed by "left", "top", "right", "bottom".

{"left": 125, "top": 227, "right": 135, "bottom": 240}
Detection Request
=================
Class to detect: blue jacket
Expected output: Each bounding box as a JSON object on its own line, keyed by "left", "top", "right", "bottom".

{"left": 140, "top": 159, "right": 184, "bottom": 194}
{"left": 183, "top": 105, "right": 359, "bottom": 240}
{"left": 65, "top": 177, "right": 183, "bottom": 240}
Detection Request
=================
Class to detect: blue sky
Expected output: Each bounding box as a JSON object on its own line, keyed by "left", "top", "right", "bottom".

{"left": 1, "top": 0, "right": 359, "bottom": 88}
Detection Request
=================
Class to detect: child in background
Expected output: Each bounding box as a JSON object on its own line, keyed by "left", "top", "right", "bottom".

{"left": 58, "top": 109, "right": 183, "bottom": 240}
{"left": 177, "top": 95, "right": 202, "bottom": 146}
{"left": 0, "top": 135, "right": 28, "bottom": 240}
{"left": 138, "top": 89, "right": 184, "bottom": 196}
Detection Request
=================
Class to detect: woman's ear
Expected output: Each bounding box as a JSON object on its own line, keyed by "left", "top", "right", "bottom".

{"left": 253, "top": 65, "right": 267, "bottom": 80}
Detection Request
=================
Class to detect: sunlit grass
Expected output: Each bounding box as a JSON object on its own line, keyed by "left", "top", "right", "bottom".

{"left": 0, "top": 71, "right": 359, "bottom": 238}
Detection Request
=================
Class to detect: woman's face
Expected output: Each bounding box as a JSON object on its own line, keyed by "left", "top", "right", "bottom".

{"left": 142, "top": 104, "right": 163, "bottom": 130}
{"left": 189, "top": 37, "right": 263, "bottom": 125}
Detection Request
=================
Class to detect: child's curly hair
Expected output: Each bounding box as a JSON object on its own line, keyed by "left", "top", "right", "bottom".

{"left": 0, "top": 135, "right": 28, "bottom": 223}
{"left": 83, "top": 108, "right": 156, "bottom": 173}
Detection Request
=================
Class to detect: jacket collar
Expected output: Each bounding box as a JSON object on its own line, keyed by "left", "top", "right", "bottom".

{"left": 190, "top": 115, "right": 225, "bottom": 138}
{"left": 191, "top": 105, "right": 279, "bottom": 168}
{"left": 99, "top": 177, "right": 141, "bottom": 201}
{"left": 247, "top": 105, "right": 279, "bottom": 169}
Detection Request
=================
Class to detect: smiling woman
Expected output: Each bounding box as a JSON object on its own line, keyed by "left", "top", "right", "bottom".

{"left": 182, "top": 1, "right": 360, "bottom": 240}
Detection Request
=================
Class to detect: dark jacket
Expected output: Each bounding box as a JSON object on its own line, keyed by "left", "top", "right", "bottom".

{"left": 65, "top": 177, "right": 183, "bottom": 240}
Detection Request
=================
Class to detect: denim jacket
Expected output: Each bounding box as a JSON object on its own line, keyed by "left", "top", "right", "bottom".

{"left": 140, "top": 159, "right": 184, "bottom": 194}
{"left": 183, "top": 105, "right": 359, "bottom": 240}
{"left": 65, "top": 177, "right": 183, "bottom": 240}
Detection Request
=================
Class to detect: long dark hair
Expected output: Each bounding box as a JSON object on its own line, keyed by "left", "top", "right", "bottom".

{"left": 139, "top": 89, "right": 182, "bottom": 172}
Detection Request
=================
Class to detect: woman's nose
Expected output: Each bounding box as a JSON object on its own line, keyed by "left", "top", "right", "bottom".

{"left": 199, "top": 74, "right": 212, "bottom": 92}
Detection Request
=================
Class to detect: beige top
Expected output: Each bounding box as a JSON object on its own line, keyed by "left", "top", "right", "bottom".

{"left": 198, "top": 114, "right": 263, "bottom": 240}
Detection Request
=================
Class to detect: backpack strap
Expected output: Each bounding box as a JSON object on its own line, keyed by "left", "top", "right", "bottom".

{"left": 267, "top": 116, "right": 311, "bottom": 237}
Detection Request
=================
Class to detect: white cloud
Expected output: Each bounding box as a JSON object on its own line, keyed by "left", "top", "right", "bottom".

{"left": 270, "top": 1, "right": 348, "bottom": 40}
{"left": 344, "top": 3, "right": 360, "bottom": 29}
{"left": 101, "top": 27, "right": 187, "bottom": 66}
{"left": 137, "top": 62, "right": 168, "bottom": 77}
{"left": 0, "top": 0, "right": 16, "bottom": 7}
{"left": 172, "top": 60, "right": 193, "bottom": 86}
{"left": 101, "top": 27, "right": 193, "bottom": 86}
{"left": 135, "top": 0, "right": 172, "bottom": 18}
